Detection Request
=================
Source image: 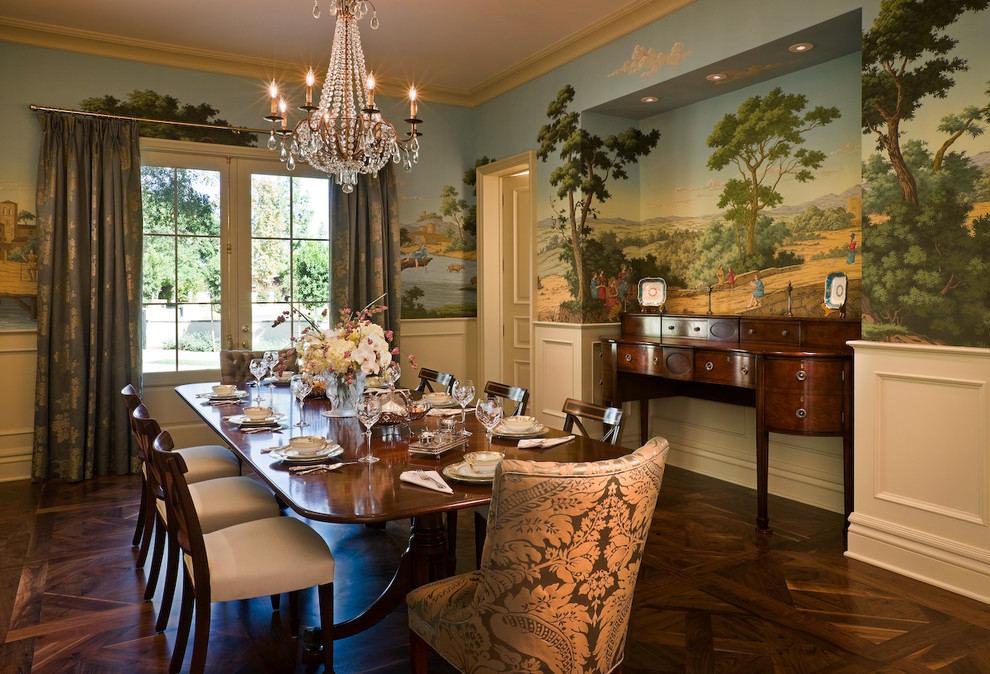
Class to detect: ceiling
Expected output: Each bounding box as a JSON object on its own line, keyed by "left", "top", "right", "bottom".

{"left": 0, "top": 0, "right": 695, "bottom": 106}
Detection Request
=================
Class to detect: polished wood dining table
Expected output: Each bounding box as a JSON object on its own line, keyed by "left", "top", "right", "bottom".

{"left": 176, "top": 382, "right": 631, "bottom": 638}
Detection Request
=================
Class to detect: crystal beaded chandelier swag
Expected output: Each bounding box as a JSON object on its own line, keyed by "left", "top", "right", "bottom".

{"left": 265, "top": 0, "right": 422, "bottom": 192}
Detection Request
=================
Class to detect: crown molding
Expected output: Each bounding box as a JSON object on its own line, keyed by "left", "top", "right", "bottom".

{"left": 1, "top": 0, "right": 695, "bottom": 108}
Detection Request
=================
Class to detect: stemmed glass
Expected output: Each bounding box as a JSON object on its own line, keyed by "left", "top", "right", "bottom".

{"left": 383, "top": 361, "right": 401, "bottom": 390}
{"left": 263, "top": 350, "right": 279, "bottom": 398}
{"left": 248, "top": 358, "right": 268, "bottom": 402}
{"left": 475, "top": 396, "right": 503, "bottom": 451}
{"left": 452, "top": 379, "right": 475, "bottom": 436}
{"left": 289, "top": 373, "right": 313, "bottom": 428}
{"left": 355, "top": 394, "right": 383, "bottom": 464}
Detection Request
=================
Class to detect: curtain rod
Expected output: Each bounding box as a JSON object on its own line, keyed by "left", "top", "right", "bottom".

{"left": 28, "top": 104, "right": 268, "bottom": 135}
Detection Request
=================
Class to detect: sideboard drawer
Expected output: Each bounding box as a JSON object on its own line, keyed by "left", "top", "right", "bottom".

{"left": 616, "top": 344, "right": 663, "bottom": 376}
{"left": 763, "top": 357, "right": 845, "bottom": 392}
{"left": 694, "top": 350, "right": 756, "bottom": 388}
{"left": 764, "top": 391, "right": 844, "bottom": 433}
{"left": 662, "top": 317, "right": 709, "bottom": 340}
{"left": 740, "top": 319, "right": 801, "bottom": 346}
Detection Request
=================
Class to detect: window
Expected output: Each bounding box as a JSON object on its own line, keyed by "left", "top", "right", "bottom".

{"left": 139, "top": 140, "right": 332, "bottom": 376}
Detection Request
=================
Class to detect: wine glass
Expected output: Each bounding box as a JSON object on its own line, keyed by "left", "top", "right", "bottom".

{"left": 383, "top": 361, "right": 401, "bottom": 390}
{"left": 248, "top": 358, "right": 267, "bottom": 402}
{"left": 452, "top": 379, "right": 475, "bottom": 436}
{"left": 263, "top": 350, "right": 279, "bottom": 396}
{"left": 355, "top": 394, "right": 383, "bottom": 464}
{"left": 289, "top": 373, "right": 313, "bottom": 428}
{"left": 475, "top": 396, "right": 503, "bottom": 451}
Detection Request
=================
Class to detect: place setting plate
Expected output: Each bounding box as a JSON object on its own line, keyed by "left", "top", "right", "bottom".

{"left": 269, "top": 444, "right": 343, "bottom": 464}
{"left": 442, "top": 461, "right": 495, "bottom": 484}
{"left": 492, "top": 422, "right": 549, "bottom": 440}
{"left": 227, "top": 413, "right": 287, "bottom": 426}
{"left": 197, "top": 390, "right": 249, "bottom": 402}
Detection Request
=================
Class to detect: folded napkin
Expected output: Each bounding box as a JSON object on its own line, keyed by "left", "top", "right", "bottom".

{"left": 426, "top": 408, "right": 462, "bottom": 417}
{"left": 517, "top": 435, "right": 575, "bottom": 449}
{"left": 399, "top": 470, "right": 453, "bottom": 494}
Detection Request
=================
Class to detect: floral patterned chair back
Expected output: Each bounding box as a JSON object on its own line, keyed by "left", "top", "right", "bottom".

{"left": 407, "top": 437, "right": 669, "bottom": 673}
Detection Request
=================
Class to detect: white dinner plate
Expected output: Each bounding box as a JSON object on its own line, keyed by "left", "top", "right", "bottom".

{"left": 197, "top": 390, "right": 248, "bottom": 400}
{"left": 228, "top": 413, "right": 286, "bottom": 426}
{"left": 269, "top": 444, "right": 343, "bottom": 463}
{"left": 492, "top": 422, "right": 548, "bottom": 439}
{"left": 442, "top": 460, "right": 494, "bottom": 484}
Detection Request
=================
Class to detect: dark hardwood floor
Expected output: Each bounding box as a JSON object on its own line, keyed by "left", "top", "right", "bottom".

{"left": 3, "top": 463, "right": 990, "bottom": 673}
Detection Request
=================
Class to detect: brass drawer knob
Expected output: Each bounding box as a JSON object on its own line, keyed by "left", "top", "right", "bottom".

{"left": 653, "top": 356, "right": 659, "bottom": 365}
{"left": 796, "top": 370, "right": 807, "bottom": 381}
{"left": 625, "top": 354, "right": 632, "bottom": 362}
{"left": 693, "top": 326, "right": 701, "bottom": 332}
{"left": 741, "top": 366, "right": 749, "bottom": 376}
{"left": 781, "top": 330, "right": 789, "bottom": 337}
{"left": 796, "top": 408, "right": 807, "bottom": 419}
{"left": 748, "top": 328, "right": 755, "bottom": 335}
{"left": 705, "top": 361, "right": 714, "bottom": 371}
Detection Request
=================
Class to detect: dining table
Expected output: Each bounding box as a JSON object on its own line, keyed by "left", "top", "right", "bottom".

{"left": 176, "top": 381, "right": 632, "bottom": 639}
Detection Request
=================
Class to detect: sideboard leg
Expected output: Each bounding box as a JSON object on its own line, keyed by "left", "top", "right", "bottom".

{"left": 640, "top": 399, "right": 649, "bottom": 444}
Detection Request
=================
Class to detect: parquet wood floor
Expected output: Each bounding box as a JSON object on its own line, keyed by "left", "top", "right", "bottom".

{"left": 3, "top": 465, "right": 990, "bottom": 673}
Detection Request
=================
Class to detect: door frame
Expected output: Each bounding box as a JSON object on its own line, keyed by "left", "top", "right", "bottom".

{"left": 476, "top": 150, "right": 537, "bottom": 390}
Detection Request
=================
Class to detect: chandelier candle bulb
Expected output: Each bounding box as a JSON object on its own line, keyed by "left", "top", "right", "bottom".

{"left": 269, "top": 80, "right": 278, "bottom": 116}
{"left": 409, "top": 86, "right": 417, "bottom": 119}
{"left": 305, "top": 69, "right": 315, "bottom": 107}
{"left": 366, "top": 73, "right": 375, "bottom": 108}
{"left": 279, "top": 99, "right": 287, "bottom": 129}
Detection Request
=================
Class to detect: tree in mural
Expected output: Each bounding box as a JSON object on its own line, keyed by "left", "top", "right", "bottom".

{"left": 864, "top": 190, "right": 990, "bottom": 345}
{"left": 439, "top": 184, "right": 468, "bottom": 242}
{"left": 462, "top": 156, "right": 497, "bottom": 240}
{"left": 862, "top": 0, "right": 989, "bottom": 206}
{"left": 537, "top": 84, "right": 660, "bottom": 306}
{"left": 706, "top": 87, "right": 839, "bottom": 262}
{"left": 81, "top": 90, "right": 257, "bottom": 147}
{"left": 933, "top": 84, "right": 990, "bottom": 172}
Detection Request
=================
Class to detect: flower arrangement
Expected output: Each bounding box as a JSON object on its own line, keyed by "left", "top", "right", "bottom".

{"left": 272, "top": 298, "right": 415, "bottom": 384}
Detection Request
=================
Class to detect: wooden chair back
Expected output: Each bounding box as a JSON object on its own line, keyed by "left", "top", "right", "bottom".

{"left": 151, "top": 430, "right": 205, "bottom": 568}
{"left": 483, "top": 381, "right": 530, "bottom": 417}
{"left": 561, "top": 398, "right": 624, "bottom": 445}
{"left": 121, "top": 384, "right": 144, "bottom": 458}
{"left": 131, "top": 405, "right": 167, "bottom": 497}
{"left": 414, "top": 368, "right": 455, "bottom": 394}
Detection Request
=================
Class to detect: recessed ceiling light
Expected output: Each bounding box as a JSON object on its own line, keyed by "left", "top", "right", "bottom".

{"left": 640, "top": 96, "right": 659, "bottom": 104}
{"left": 789, "top": 42, "right": 814, "bottom": 52}
{"left": 706, "top": 73, "right": 727, "bottom": 81}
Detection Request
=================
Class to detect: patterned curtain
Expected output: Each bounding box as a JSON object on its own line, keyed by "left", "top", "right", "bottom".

{"left": 32, "top": 111, "right": 143, "bottom": 482}
{"left": 329, "top": 164, "right": 402, "bottom": 339}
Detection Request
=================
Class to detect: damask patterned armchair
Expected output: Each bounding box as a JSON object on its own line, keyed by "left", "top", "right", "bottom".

{"left": 407, "top": 437, "right": 669, "bottom": 673}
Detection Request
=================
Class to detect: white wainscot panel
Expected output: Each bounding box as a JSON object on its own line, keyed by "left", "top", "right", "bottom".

{"left": 848, "top": 341, "right": 990, "bottom": 605}
{"left": 398, "top": 318, "right": 476, "bottom": 389}
{"left": 539, "top": 338, "right": 577, "bottom": 428}
{"left": 0, "top": 331, "right": 38, "bottom": 481}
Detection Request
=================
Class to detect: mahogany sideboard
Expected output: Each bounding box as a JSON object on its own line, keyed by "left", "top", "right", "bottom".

{"left": 602, "top": 312, "right": 860, "bottom": 534}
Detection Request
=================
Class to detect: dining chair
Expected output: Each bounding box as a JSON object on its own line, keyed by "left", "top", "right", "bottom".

{"left": 152, "top": 430, "right": 335, "bottom": 674}
{"left": 121, "top": 385, "right": 241, "bottom": 573}
{"left": 561, "top": 397, "right": 625, "bottom": 446}
{"left": 414, "top": 367, "right": 455, "bottom": 394}
{"left": 408, "top": 437, "right": 669, "bottom": 674}
{"left": 482, "top": 380, "right": 529, "bottom": 416}
{"left": 219, "top": 347, "right": 298, "bottom": 385}
{"left": 131, "top": 405, "right": 282, "bottom": 634}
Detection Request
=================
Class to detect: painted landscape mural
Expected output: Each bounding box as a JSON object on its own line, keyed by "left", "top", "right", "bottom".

{"left": 535, "top": 54, "right": 863, "bottom": 324}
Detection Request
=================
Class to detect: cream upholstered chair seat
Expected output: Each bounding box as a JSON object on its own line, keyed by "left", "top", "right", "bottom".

{"left": 174, "top": 444, "right": 241, "bottom": 483}
{"left": 192, "top": 516, "right": 335, "bottom": 603}
{"left": 408, "top": 437, "right": 669, "bottom": 674}
{"left": 152, "top": 475, "right": 280, "bottom": 536}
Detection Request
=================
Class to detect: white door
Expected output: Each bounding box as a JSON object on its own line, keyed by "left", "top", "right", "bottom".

{"left": 501, "top": 173, "right": 531, "bottom": 390}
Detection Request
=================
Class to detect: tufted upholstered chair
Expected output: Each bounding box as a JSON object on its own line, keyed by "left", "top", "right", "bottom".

{"left": 219, "top": 348, "right": 298, "bottom": 385}
{"left": 407, "top": 437, "right": 669, "bottom": 673}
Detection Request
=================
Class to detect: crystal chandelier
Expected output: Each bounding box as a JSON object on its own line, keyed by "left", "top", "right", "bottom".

{"left": 265, "top": 0, "right": 422, "bottom": 192}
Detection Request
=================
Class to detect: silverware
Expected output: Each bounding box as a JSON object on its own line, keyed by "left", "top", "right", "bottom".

{"left": 416, "top": 470, "right": 448, "bottom": 490}
{"left": 289, "top": 461, "right": 358, "bottom": 474}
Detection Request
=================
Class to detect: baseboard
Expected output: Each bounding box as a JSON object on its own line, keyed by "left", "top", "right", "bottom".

{"left": 846, "top": 513, "right": 990, "bottom": 604}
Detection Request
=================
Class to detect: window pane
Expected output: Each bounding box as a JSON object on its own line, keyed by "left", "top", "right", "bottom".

{"left": 176, "top": 169, "right": 221, "bottom": 236}
{"left": 251, "top": 174, "right": 291, "bottom": 238}
{"left": 293, "top": 176, "right": 329, "bottom": 239}
{"left": 143, "top": 235, "right": 175, "bottom": 302}
{"left": 176, "top": 303, "right": 221, "bottom": 371}
{"left": 177, "top": 236, "right": 221, "bottom": 304}
{"left": 142, "top": 303, "right": 177, "bottom": 372}
{"left": 293, "top": 240, "right": 330, "bottom": 306}
{"left": 252, "top": 239, "right": 290, "bottom": 302}
{"left": 141, "top": 166, "right": 175, "bottom": 235}
{"left": 252, "top": 302, "right": 292, "bottom": 350}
